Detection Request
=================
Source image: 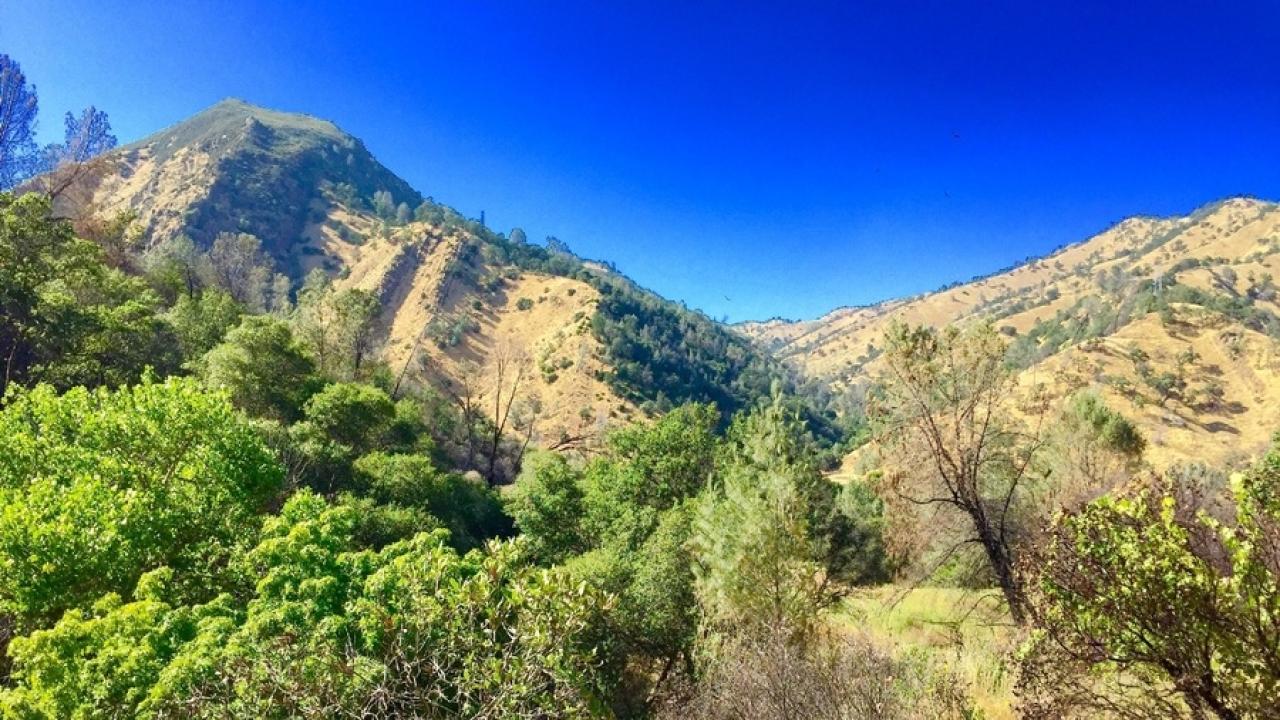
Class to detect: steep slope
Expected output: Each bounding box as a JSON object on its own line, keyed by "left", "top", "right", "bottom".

{"left": 70, "top": 100, "right": 814, "bottom": 447}
{"left": 325, "top": 221, "right": 637, "bottom": 446}
{"left": 51, "top": 100, "right": 633, "bottom": 444}
{"left": 744, "top": 198, "right": 1280, "bottom": 468}
{"left": 80, "top": 98, "right": 421, "bottom": 273}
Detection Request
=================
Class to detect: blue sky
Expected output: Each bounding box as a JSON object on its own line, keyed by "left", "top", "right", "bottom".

{"left": 3, "top": 1, "right": 1278, "bottom": 321}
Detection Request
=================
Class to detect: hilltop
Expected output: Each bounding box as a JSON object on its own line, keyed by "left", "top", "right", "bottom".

{"left": 741, "top": 197, "right": 1280, "bottom": 468}
{"left": 68, "top": 100, "right": 815, "bottom": 447}
{"left": 79, "top": 98, "right": 420, "bottom": 267}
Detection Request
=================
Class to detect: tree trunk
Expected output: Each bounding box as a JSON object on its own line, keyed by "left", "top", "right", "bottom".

{"left": 1191, "top": 676, "right": 1240, "bottom": 720}
{"left": 972, "top": 511, "right": 1025, "bottom": 624}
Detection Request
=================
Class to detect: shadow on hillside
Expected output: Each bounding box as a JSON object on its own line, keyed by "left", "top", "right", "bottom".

{"left": 1201, "top": 420, "right": 1241, "bottom": 435}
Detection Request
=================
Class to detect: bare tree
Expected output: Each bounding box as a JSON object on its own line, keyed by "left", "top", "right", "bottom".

{"left": 443, "top": 346, "right": 536, "bottom": 485}
{"left": 208, "top": 232, "right": 272, "bottom": 310}
{"left": 29, "top": 106, "right": 119, "bottom": 207}
{"left": 484, "top": 344, "right": 530, "bottom": 485}
{"left": 868, "top": 322, "right": 1043, "bottom": 623}
{"left": 511, "top": 394, "right": 543, "bottom": 474}
{"left": 447, "top": 363, "right": 482, "bottom": 471}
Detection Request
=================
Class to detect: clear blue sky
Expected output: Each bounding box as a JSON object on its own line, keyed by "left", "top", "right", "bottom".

{"left": 3, "top": 1, "right": 1278, "bottom": 321}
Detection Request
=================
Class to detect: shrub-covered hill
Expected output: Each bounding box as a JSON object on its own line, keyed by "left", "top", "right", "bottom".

{"left": 66, "top": 100, "right": 843, "bottom": 450}
{"left": 740, "top": 197, "right": 1280, "bottom": 469}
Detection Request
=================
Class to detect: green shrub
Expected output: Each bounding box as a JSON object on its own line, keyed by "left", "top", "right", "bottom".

{"left": 0, "top": 378, "right": 283, "bottom": 628}
{"left": 1, "top": 492, "right": 609, "bottom": 719}
{"left": 1023, "top": 444, "right": 1280, "bottom": 718}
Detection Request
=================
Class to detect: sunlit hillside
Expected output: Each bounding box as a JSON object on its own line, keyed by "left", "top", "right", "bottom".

{"left": 67, "top": 100, "right": 808, "bottom": 448}
{"left": 742, "top": 198, "right": 1280, "bottom": 468}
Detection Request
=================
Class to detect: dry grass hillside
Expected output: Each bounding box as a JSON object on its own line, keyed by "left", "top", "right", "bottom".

{"left": 288, "top": 203, "right": 635, "bottom": 447}
{"left": 743, "top": 197, "right": 1280, "bottom": 468}
{"left": 78, "top": 99, "right": 421, "bottom": 266}
{"left": 76, "top": 100, "right": 1278, "bottom": 464}
{"left": 68, "top": 99, "right": 635, "bottom": 448}
{"left": 320, "top": 213, "right": 636, "bottom": 447}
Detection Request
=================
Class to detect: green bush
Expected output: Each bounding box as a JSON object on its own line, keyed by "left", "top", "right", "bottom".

{"left": 0, "top": 378, "right": 283, "bottom": 629}
{"left": 1, "top": 192, "right": 181, "bottom": 396}
{"left": 166, "top": 289, "right": 243, "bottom": 362}
{"left": 303, "top": 382, "right": 396, "bottom": 453}
{"left": 353, "top": 452, "right": 511, "bottom": 551}
{"left": 0, "top": 492, "right": 612, "bottom": 719}
{"left": 198, "top": 316, "right": 320, "bottom": 421}
{"left": 1023, "top": 443, "right": 1280, "bottom": 718}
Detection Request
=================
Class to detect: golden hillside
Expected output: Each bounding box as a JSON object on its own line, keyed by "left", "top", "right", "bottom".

{"left": 318, "top": 211, "right": 637, "bottom": 447}
{"left": 71, "top": 99, "right": 637, "bottom": 448}
{"left": 744, "top": 198, "right": 1280, "bottom": 468}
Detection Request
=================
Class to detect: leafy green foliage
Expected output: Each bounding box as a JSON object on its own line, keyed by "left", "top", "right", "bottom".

{"left": 0, "top": 192, "right": 179, "bottom": 397}
{"left": 425, "top": 311, "right": 479, "bottom": 349}
{"left": 1, "top": 572, "right": 232, "bottom": 720}
{"left": 303, "top": 382, "right": 396, "bottom": 452}
{"left": 1023, "top": 445, "right": 1280, "bottom": 719}
{"left": 30, "top": 265, "right": 181, "bottom": 391}
{"left": 590, "top": 279, "right": 784, "bottom": 419}
{"left": 198, "top": 315, "right": 319, "bottom": 421}
{"left": 508, "top": 399, "right": 871, "bottom": 713}
{"left": 718, "top": 397, "right": 859, "bottom": 581}
{"left": 1035, "top": 391, "right": 1146, "bottom": 511}
{"left": 352, "top": 452, "right": 511, "bottom": 551}
{"left": 1, "top": 492, "right": 612, "bottom": 719}
{"left": 591, "top": 402, "right": 719, "bottom": 516}
{"left": 509, "top": 405, "right": 725, "bottom": 707}
{"left": 693, "top": 400, "right": 840, "bottom": 641}
{"left": 1061, "top": 391, "right": 1145, "bottom": 457}
{"left": 618, "top": 505, "right": 698, "bottom": 662}
{"left": 506, "top": 452, "right": 590, "bottom": 563}
{"left": 165, "top": 288, "right": 243, "bottom": 362}
{"left": 0, "top": 378, "right": 282, "bottom": 629}
{"left": 141, "top": 235, "right": 210, "bottom": 302}
{"left": 833, "top": 481, "right": 891, "bottom": 584}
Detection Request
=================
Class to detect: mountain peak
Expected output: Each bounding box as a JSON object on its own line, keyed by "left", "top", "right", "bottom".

{"left": 97, "top": 101, "right": 421, "bottom": 262}
{"left": 124, "top": 98, "right": 357, "bottom": 159}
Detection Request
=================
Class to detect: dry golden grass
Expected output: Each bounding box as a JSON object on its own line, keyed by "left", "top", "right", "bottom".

{"left": 750, "top": 198, "right": 1280, "bottom": 470}
{"left": 313, "top": 208, "right": 636, "bottom": 448}
{"left": 424, "top": 270, "right": 636, "bottom": 447}
{"left": 836, "top": 586, "right": 1020, "bottom": 720}
{"left": 83, "top": 145, "right": 219, "bottom": 243}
